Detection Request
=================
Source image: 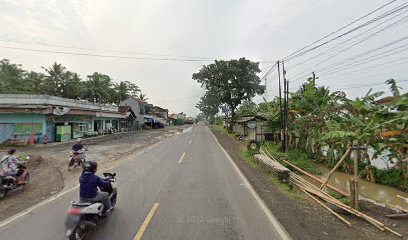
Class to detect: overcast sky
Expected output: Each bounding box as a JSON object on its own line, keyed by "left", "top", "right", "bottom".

{"left": 1, "top": 0, "right": 407, "bottom": 116}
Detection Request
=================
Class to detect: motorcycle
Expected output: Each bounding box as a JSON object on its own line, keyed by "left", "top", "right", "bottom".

{"left": 65, "top": 172, "right": 118, "bottom": 240}
{"left": 68, "top": 148, "right": 88, "bottom": 170}
{"left": 0, "top": 156, "right": 30, "bottom": 198}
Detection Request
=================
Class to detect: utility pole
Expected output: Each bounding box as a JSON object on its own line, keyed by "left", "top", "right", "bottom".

{"left": 312, "top": 72, "right": 316, "bottom": 86}
{"left": 282, "top": 61, "right": 287, "bottom": 152}
{"left": 286, "top": 80, "right": 289, "bottom": 150}
{"left": 277, "top": 61, "right": 284, "bottom": 152}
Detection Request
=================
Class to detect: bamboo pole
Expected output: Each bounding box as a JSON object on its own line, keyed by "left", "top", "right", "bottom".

{"left": 302, "top": 189, "right": 351, "bottom": 226}
{"left": 320, "top": 147, "right": 352, "bottom": 190}
{"left": 291, "top": 171, "right": 402, "bottom": 237}
{"left": 261, "top": 147, "right": 279, "bottom": 162}
{"left": 353, "top": 156, "right": 359, "bottom": 209}
{"left": 384, "top": 226, "right": 403, "bottom": 238}
{"left": 385, "top": 213, "right": 408, "bottom": 219}
{"left": 284, "top": 160, "right": 349, "bottom": 197}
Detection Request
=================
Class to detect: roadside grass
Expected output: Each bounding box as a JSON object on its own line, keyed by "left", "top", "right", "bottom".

{"left": 213, "top": 124, "right": 236, "bottom": 138}
{"left": 213, "top": 126, "right": 306, "bottom": 200}
{"left": 262, "top": 142, "right": 320, "bottom": 175}
{"left": 241, "top": 148, "right": 303, "bottom": 200}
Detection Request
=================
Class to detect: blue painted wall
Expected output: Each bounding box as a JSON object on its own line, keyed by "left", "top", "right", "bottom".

{"left": 0, "top": 113, "right": 46, "bottom": 138}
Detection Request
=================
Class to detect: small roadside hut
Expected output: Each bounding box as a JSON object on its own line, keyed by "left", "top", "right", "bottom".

{"left": 233, "top": 115, "right": 268, "bottom": 141}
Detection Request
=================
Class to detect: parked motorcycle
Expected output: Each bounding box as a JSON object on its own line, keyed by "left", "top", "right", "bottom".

{"left": 0, "top": 156, "right": 30, "bottom": 198}
{"left": 65, "top": 172, "right": 117, "bottom": 240}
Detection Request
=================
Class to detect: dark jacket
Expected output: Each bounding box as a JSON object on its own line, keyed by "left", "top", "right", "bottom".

{"left": 72, "top": 143, "right": 84, "bottom": 152}
{"left": 79, "top": 172, "right": 110, "bottom": 199}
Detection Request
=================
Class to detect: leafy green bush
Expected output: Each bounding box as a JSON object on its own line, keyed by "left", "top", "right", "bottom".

{"left": 214, "top": 116, "right": 223, "bottom": 126}
{"left": 373, "top": 168, "right": 403, "bottom": 189}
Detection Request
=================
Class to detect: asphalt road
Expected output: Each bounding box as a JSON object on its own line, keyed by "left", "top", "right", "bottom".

{"left": 0, "top": 124, "right": 290, "bottom": 240}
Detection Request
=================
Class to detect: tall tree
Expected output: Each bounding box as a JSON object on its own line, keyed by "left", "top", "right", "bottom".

{"left": 83, "top": 72, "right": 113, "bottom": 103}
{"left": 25, "top": 71, "right": 47, "bottom": 94}
{"left": 113, "top": 81, "right": 140, "bottom": 104}
{"left": 42, "top": 62, "right": 67, "bottom": 96}
{"left": 0, "top": 59, "right": 26, "bottom": 93}
{"left": 138, "top": 93, "right": 148, "bottom": 101}
{"left": 236, "top": 100, "right": 258, "bottom": 117}
{"left": 196, "top": 91, "right": 220, "bottom": 122}
{"left": 61, "top": 71, "right": 83, "bottom": 99}
{"left": 126, "top": 81, "right": 140, "bottom": 97}
{"left": 193, "top": 58, "right": 265, "bottom": 131}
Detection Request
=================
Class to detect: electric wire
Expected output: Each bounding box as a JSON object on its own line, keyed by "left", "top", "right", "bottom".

{"left": 0, "top": 39, "right": 214, "bottom": 60}
{"left": 287, "top": 8, "right": 408, "bottom": 72}
{"left": 284, "top": 1, "right": 408, "bottom": 62}
{"left": 289, "top": 14, "right": 408, "bottom": 81}
{"left": 283, "top": 0, "right": 399, "bottom": 60}
{"left": 0, "top": 45, "right": 216, "bottom": 62}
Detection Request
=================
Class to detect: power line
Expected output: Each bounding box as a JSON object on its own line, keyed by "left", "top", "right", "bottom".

{"left": 260, "top": 62, "right": 278, "bottom": 82}
{"left": 336, "top": 79, "right": 408, "bottom": 90}
{"left": 0, "top": 39, "right": 214, "bottom": 60}
{"left": 0, "top": 45, "right": 216, "bottom": 62}
{"left": 284, "top": 1, "right": 407, "bottom": 62}
{"left": 283, "top": 0, "right": 399, "bottom": 60}
{"left": 289, "top": 14, "right": 408, "bottom": 81}
{"left": 290, "top": 36, "right": 408, "bottom": 84}
{"left": 287, "top": 8, "right": 408, "bottom": 71}
{"left": 153, "top": 95, "right": 202, "bottom": 103}
{"left": 316, "top": 35, "right": 408, "bottom": 74}
{"left": 322, "top": 65, "right": 408, "bottom": 84}
{"left": 319, "top": 55, "right": 408, "bottom": 78}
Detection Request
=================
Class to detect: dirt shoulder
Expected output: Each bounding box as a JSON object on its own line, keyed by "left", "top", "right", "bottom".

{"left": 0, "top": 126, "right": 188, "bottom": 222}
{"left": 210, "top": 126, "right": 408, "bottom": 240}
{"left": 0, "top": 156, "right": 63, "bottom": 221}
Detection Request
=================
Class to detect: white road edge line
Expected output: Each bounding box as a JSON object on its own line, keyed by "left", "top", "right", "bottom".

{"left": 0, "top": 139, "right": 159, "bottom": 229}
{"left": 178, "top": 152, "right": 186, "bottom": 164}
{"left": 208, "top": 127, "right": 292, "bottom": 240}
{"left": 0, "top": 185, "right": 79, "bottom": 229}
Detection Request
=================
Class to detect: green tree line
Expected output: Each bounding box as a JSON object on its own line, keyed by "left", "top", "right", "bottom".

{"left": 236, "top": 78, "right": 408, "bottom": 190}
{"left": 193, "top": 58, "right": 408, "bottom": 190}
{"left": 0, "top": 59, "right": 145, "bottom": 105}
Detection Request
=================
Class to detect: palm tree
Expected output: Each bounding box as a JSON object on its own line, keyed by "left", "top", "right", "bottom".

{"left": 26, "top": 71, "right": 47, "bottom": 94}
{"left": 83, "top": 72, "right": 113, "bottom": 103}
{"left": 114, "top": 81, "right": 129, "bottom": 104}
{"left": 0, "top": 59, "right": 26, "bottom": 93}
{"left": 62, "top": 72, "right": 83, "bottom": 99}
{"left": 138, "top": 93, "right": 148, "bottom": 101}
{"left": 42, "top": 62, "right": 67, "bottom": 96}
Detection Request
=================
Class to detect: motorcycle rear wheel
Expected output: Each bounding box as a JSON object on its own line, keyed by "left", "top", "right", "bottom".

{"left": 69, "top": 227, "right": 85, "bottom": 240}
{"left": 0, "top": 190, "right": 8, "bottom": 198}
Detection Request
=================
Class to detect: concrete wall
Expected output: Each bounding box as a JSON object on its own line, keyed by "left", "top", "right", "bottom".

{"left": 0, "top": 113, "right": 46, "bottom": 133}
{"left": 120, "top": 98, "right": 143, "bottom": 128}
{"left": 0, "top": 113, "right": 46, "bottom": 143}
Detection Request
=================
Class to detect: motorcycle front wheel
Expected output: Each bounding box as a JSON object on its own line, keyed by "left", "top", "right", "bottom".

{"left": 23, "top": 173, "right": 30, "bottom": 185}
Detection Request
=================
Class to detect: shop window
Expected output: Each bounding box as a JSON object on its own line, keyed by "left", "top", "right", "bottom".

{"left": 78, "top": 123, "right": 89, "bottom": 132}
